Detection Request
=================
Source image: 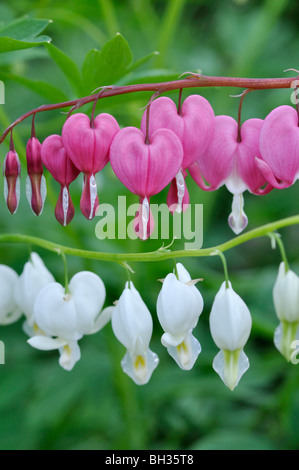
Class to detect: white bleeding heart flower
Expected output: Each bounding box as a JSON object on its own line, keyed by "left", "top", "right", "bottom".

{"left": 111, "top": 281, "right": 159, "bottom": 385}
{"left": 272, "top": 262, "right": 299, "bottom": 362}
{"left": 156, "top": 263, "right": 204, "bottom": 370}
{"left": 28, "top": 271, "right": 108, "bottom": 371}
{"left": 14, "top": 252, "right": 55, "bottom": 333}
{"left": 209, "top": 281, "right": 252, "bottom": 391}
{"left": 0, "top": 265, "right": 22, "bottom": 325}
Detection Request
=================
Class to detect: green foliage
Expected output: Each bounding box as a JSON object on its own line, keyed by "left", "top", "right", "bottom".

{"left": 0, "top": 0, "right": 299, "bottom": 451}
{"left": 82, "top": 33, "right": 133, "bottom": 91}
{"left": 0, "top": 17, "right": 52, "bottom": 52}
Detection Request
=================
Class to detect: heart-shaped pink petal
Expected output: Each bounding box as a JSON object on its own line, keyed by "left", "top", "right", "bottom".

{"left": 62, "top": 112, "right": 119, "bottom": 174}
{"left": 197, "top": 115, "right": 238, "bottom": 189}
{"left": 236, "top": 118, "right": 266, "bottom": 193}
{"left": 41, "top": 135, "right": 80, "bottom": 226}
{"left": 259, "top": 105, "right": 299, "bottom": 187}
{"left": 41, "top": 134, "right": 80, "bottom": 186}
{"left": 109, "top": 127, "right": 183, "bottom": 198}
{"left": 141, "top": 95, "right": 215, "bottom": 169}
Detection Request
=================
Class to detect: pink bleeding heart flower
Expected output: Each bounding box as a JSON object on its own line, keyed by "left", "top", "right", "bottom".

{"left": 256, "top": 105, "right": 299, "bottom": 189}
{"left": 26, "top": 136, "right": 46, "bottom": 216}
{"left": 140, "top": 95, "right": 214, "bottom": 213}
{"left": 62, "top": 112, "right": 119, "bottom": 220}
{"left": 109, "top": 126, "right": 184, "bottom": 240}
{"left": 41, "top": 135, "right": 80, "bottom": 226}
{"left": 3, "top": 134, "right": 21, "bottom": 214}
{"left": 189, "top": 116, "right": 271, "bottom": 234}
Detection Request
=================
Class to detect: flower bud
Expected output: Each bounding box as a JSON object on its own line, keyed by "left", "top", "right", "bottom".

{"left": 209, "top": 281, "right": 252, "bottom": 390}
{"left": 156, "top": 263, "right": 203, "bottom": 370}
{"left": 26, "top": 137, "right": 46, "bottom": 215}
{"left": 111, "top": 281, "right": 159, "bottom": 385}
{"left": 3, "top": 149, "right": 21, "bottom": 214}
{"left": 273, "top": 262, "right": 299, "bottom": 361}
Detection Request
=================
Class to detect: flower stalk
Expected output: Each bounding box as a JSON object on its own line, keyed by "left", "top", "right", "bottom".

{"left": 0, "top": 216, "right": 297, "bottom": 264}
{"left": 0, "top": 74, "right": 297, "bottom": 145}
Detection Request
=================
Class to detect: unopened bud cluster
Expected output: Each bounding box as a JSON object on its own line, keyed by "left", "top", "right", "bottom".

{"left": 0, "top": 254, "right": 297, "bottom": 390}
{"left": 3, "top": 96, "right": 298, "bottom": 238}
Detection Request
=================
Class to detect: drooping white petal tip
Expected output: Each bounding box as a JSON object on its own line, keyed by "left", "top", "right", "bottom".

{"left": 274, "top": 321, "right": 299, "bottom": 362}
{"left": 59, "top": 341, "right": 81, "bottom": 371}
{"left": 228, "top": 193, "right": 248, "bottom": 235}
{"left": 121, "top": 348, "right": 159, "bottom": 385}
{"left": 213, "top": 348, "right": 250, "bottom": 391}
{"left": 163, "top": 332, "right": 201, "bottom": 370}
{"left": 175, "top": 170, "right": 185, "bottom": 213}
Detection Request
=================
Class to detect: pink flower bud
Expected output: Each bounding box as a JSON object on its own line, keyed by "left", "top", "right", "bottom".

{"left": 3, "top": 150, "right": 21, "bottom": 214}
{"left": 26, "top": 137, "right": 46, "bottom": 216}
{"left": 62, "top": 112, "right": 119, "bottom": 220}
{"left": 109, "top": 126, "right": 183, "bottom": 240}
{"left": 41, "top": 134, "right": 80, "bottom": 226}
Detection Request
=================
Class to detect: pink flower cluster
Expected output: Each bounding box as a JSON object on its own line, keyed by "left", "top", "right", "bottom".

{"left": 4, "top": 97, "right": 298, "bottom": 238}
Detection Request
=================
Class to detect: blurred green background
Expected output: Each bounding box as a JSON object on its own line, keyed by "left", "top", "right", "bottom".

{"left": 0, "top": 0, "right": 299, "bottom": 450}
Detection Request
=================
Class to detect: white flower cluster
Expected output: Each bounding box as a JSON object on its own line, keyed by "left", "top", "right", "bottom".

{"left": 0, "top": 255, "right": 298, "bottom": 390}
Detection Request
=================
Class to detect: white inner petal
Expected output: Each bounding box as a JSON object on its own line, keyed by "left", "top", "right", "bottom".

{"left": 228, "top": 193, "right": 248, "bottom": 235}
{"left": 141, "top": 197, "right": 150, "bottom": 240}
{"left": 25, "top": 174, "right": 31, "bottom": 207}
{"left": 40, "top": 175, "right": 47, "bottom": 211}
{"left": 89, "top": 174, "right": 98, "bottom": 220}
{"left": 3, "top": 178, "right": 7, "bottom": 203}
{"left": 175, "top": 170, "right": 185, "bottom": 213}
{"left": 62, "top": 186, "right": 69, "bottom": 226}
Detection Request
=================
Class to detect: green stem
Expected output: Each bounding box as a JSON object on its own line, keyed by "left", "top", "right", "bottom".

{"left": 0, "top": 215, "right": 297, "bottom": 263}
{"left": 213, "top": 250, "right": 230, "bottom": 288}
{"left": 173, "top": 258, "right": 179, "bottom": 279}
{"left": 57, "top": 250, "right": 69, "bottom": 294}
{"left": 271, "top": 232, "right": 290, "bottom": 272}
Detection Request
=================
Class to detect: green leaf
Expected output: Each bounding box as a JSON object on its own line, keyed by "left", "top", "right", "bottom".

{"left": 126, "top": 51, "right": 160, "bottom": 74}
{"left": 0, "top": 17, "right": 52, "bottom": 53}
{"left": 0, "top": 72, "right": 69, "bottom": 103}
{"left": 44, "top": 43, "right": 84, "bottom": 96}
{"left": 0, "top": 48, "right": 48, "bottom": 66}
{"left": 82, "top": 33, "right": 133, "bottom": 93}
